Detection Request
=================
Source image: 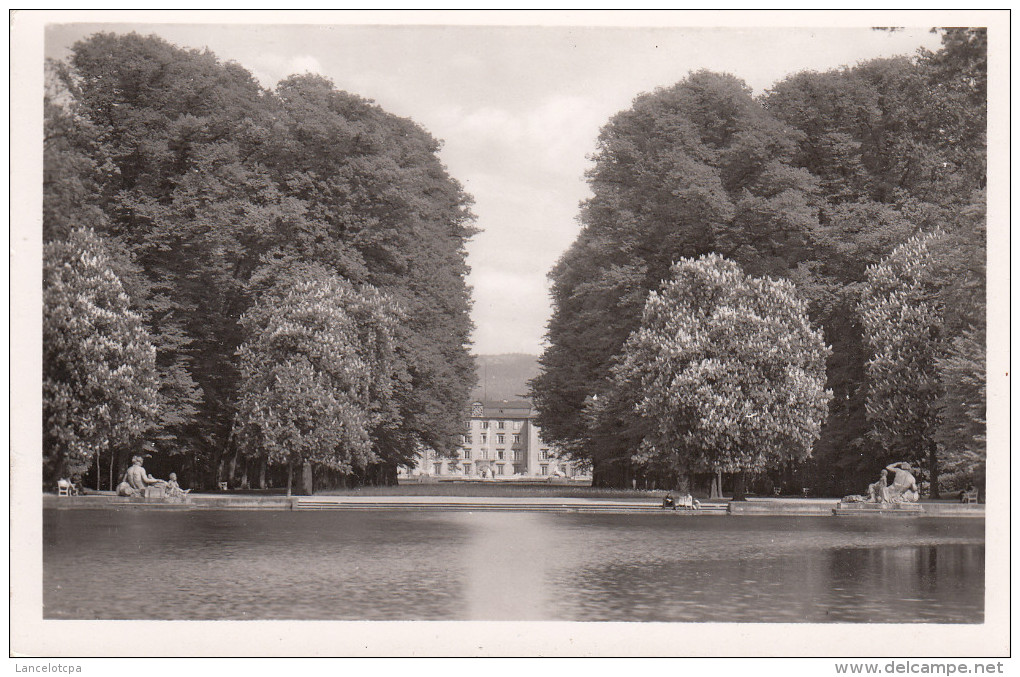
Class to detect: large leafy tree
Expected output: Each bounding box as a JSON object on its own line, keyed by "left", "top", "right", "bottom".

{"left": 860, "top": 231, "right": 947, "bottom": 495}
{"left": 43, "top": 229, "right": 161, "bottom": 486}
{"left": 46, "top": 33, "right": 477, "bottom": 487}
{"left": 604, "top": 254, "right": 831, "bottom": 495}
{"left": 271, "top": 75, "right": 477, "bottom": 479}
{"left": 532, "top": 70, "right": 821, "bottom": 486}
{"left": 232, "top": 265, "right": 402, "bottom": 495}
{"left": 935, "top": 325, "right": 986, "bottom": 491}
{"left": 860, "top": 196, "right": 986, "bottom": 497}
{"left": 757, "top": 28, "right": 986, "bottom": 493}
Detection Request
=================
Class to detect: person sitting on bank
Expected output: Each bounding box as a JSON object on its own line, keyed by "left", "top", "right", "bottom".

{"left": 116, "top": 455, "right": 164, "bottom": 497}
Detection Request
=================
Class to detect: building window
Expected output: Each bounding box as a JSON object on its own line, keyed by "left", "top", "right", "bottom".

{"left": 513, "top": 450, "right": 522, "bottom": 461}
{"left": 433, "top": 463, "right": 443, "bottom": 475}
{"left": 481, "top": 449, "right": 488, "bottom": 460}
{"left": 463, "top": 463, "right": 472, "bottom": 475}
{"left": 541, "top": 449, "right": 550, "bottom": 460}
{"left": 480, "top": 433, "right": 487, "bottom": 444}
{"left": 512, "top": 420, "right": 522, "bottom": 431}
{"left": 497, "top": 421, "right": 505, "bottom": 429}
{"left": 497, "top": 449, "right": 505, "bottom": 460}
{"left": 541, "top": 465, "right": 549, "bottom": 476}
{"left": 512, "top": 433, "right": 521, "bottom": 444}
{"left": 465, "top": 420, "right": 472, "bottom": 430}
{"left": 496, "top": 433, "right": 505, "bottom": 444}
{"left": 497, "top": 464, "right": 505, "bottom": 475}
{"left": 481, "top": 421, "right": 489, "bottom": 429}
{"left": 463, "top": 449, "right": 471, "bottom": 460}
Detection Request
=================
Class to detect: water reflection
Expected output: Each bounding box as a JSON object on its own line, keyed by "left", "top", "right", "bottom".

{"left": 460, "top": 512, "right": 554, "bottom": 619}
{"left": 44, "top": 511, "right": 983, "bottom": 622}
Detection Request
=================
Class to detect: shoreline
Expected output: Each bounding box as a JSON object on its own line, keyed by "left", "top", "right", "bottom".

{"left": 42, "top": 493, "right": 985, "bottom": 517}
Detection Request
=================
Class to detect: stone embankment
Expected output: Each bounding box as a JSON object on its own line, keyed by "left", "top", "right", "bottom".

{"left": 43, "top": 494, "right": 984, "bottom": 516}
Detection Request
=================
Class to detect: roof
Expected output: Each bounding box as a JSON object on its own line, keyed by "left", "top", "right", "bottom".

{"left": 471, "top": 399, "right": 534, "bottom": 419}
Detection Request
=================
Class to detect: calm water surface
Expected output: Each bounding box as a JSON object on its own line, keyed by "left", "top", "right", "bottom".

{"left": 43, "top": 510, "right": 983, "bottom": 622}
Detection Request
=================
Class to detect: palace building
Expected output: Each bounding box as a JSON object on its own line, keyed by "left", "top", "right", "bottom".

{"left": 406, "top": 400, "right": 575, "bottom": 479}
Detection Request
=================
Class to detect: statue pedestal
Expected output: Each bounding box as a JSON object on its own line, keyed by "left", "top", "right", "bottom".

{"left": 833, "top": 501, "right": 924, "bottom": 516}
{"left": 144, "top": 485, "right": 166, "bottom": 499}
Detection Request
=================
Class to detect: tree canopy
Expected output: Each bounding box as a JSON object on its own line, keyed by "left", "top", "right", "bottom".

{"left": 233, "top": 265, "right": 402, "bottom": 493}
{"left": 43, "top": 228, "right": 161, "bottom": 484}
{"left": 43, "top": 32, "right": 477, "bottom": 488}
{"left": 608, "top": 255, "right": 831, "bottom": 481}
{"left": 533, "top": 29, "right": 986, "bottom": 493}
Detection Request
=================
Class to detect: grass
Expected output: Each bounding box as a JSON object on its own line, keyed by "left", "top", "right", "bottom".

{"left": 314, "top": 480, "right": 669, "bottom": 500}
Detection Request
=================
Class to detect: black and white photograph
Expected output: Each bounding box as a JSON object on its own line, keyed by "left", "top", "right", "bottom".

{"left": 10, "top": 9, "right": 1008, "bottom": 661}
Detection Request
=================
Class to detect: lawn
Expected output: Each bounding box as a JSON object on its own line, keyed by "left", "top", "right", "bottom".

{"left": 314, "top": 480, "right": 667, "bottom": 500}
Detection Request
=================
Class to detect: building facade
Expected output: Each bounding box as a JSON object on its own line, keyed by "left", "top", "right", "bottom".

{"left": 405, "top": 400, "right": 575, "bottom": 478}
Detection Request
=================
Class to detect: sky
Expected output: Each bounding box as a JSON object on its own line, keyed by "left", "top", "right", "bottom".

{"left": 44, "top": 20, "right": 944, "bottom": 356}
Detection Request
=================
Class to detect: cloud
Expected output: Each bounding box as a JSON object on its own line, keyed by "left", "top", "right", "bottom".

{"left": 287, "top": 54, "right": 324, "bottom": 76}
{"left": 247, "top": 53, "right": 325, "bottom": 88}
{"left": 469, "top": 269, "right": 552, "bottom": 355}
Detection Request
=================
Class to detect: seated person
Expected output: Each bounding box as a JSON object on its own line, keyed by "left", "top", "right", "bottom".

{"left": 676, "top": 492, "right": 698, "bottom": 509}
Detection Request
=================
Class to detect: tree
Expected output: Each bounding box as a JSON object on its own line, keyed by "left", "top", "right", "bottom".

{"left": 934, "top": 325, "right": 986, "bottom": 492}
{"left": 232, "top": 265, "right": 402, "bottom": 495}
{"left": 43, "top": 229, "right": 161, "bottom": 487}
{"left": 271, "top": 74, "right": 478, "bottom": 480}
{"left": 604, "top": 254, "right": 831, "bottom": 497}
{"left": 532, "top": 70, "right": 821, "bottom": 487}
{"left": 49, "top": 34, "right": 477, "bottom": 486}
{"left": 860, "top": 194, "right": 986, "bottom": 498}
{"left": 860, "top": 231, "right": 947, "bottom": 496}
{"left": 757, "top": 30, "right": 986, "bottom": 494}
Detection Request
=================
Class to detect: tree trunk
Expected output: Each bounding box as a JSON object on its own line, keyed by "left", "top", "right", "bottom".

{"left": 710, "top": 471, "right": 723, "bottom": 499}
{"left": 731, "top": 470, "right": 748, "bottom": 501}
{"left": 228, "top": 448, "right": 240, "bottom": 487}
{"left": 927, "top": 441, "right": 940, "bottom": 499}
{"left": 108, "top": 449, "right": 115, "bottom": 492}
{"left": 259, "top": 455, "right": 267, "bottom": 490}
{"left": 302, "top": 461, "right": 314, "bottom": 495}
{"left": 94, "top": 451, "right": 101, "bottom": 491}
{"left": 286, "top": 460, "right": 293, "bottom": 498}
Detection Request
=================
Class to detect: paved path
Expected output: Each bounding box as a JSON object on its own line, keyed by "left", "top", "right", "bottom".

{"left": 44, "top": 493, "right": 983, "bottom": 516}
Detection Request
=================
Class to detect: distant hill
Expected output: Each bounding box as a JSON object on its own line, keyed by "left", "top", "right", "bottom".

{"left": 471, "top": 354, "right": 540, "bottom": 402}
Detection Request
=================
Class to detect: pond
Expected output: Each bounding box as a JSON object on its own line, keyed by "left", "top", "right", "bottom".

{"left": 43, "top": 510, "right": 984, "bottom": 622}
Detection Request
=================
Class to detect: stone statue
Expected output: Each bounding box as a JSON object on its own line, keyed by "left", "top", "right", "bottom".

{"left": 884, "top": 462, "right": 920, "bottom": 503}
{"left": 164, "top": 472, "right": 191, "bottom": 501}
{"left": 867, "top": 469, "right": 890, "bottom": 503}
{"left": 116, "top": 455, "right": 165, "bottom": 497}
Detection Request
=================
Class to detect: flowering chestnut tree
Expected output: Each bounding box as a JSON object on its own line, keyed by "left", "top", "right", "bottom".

{"left": 43, "top": 228, "right": 160, "bottom": 485}
{"left": 860, "top": 230, "right": 947, "bottom": 495}
{"left": 232, "top": 265, "right": 401, "bottom": 494}
{"left": 609, "top": 254, "right": 831, "bottom": 491}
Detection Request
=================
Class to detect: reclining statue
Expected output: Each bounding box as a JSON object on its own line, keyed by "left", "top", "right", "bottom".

{"left": 843, "top": 462, "right": 919, "bottom": 505}
{"left": 116, "top": 455, "right": 165, "bottom": 497}
{"left": 884, "top": 462, "right": 920, "bottom": 503}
